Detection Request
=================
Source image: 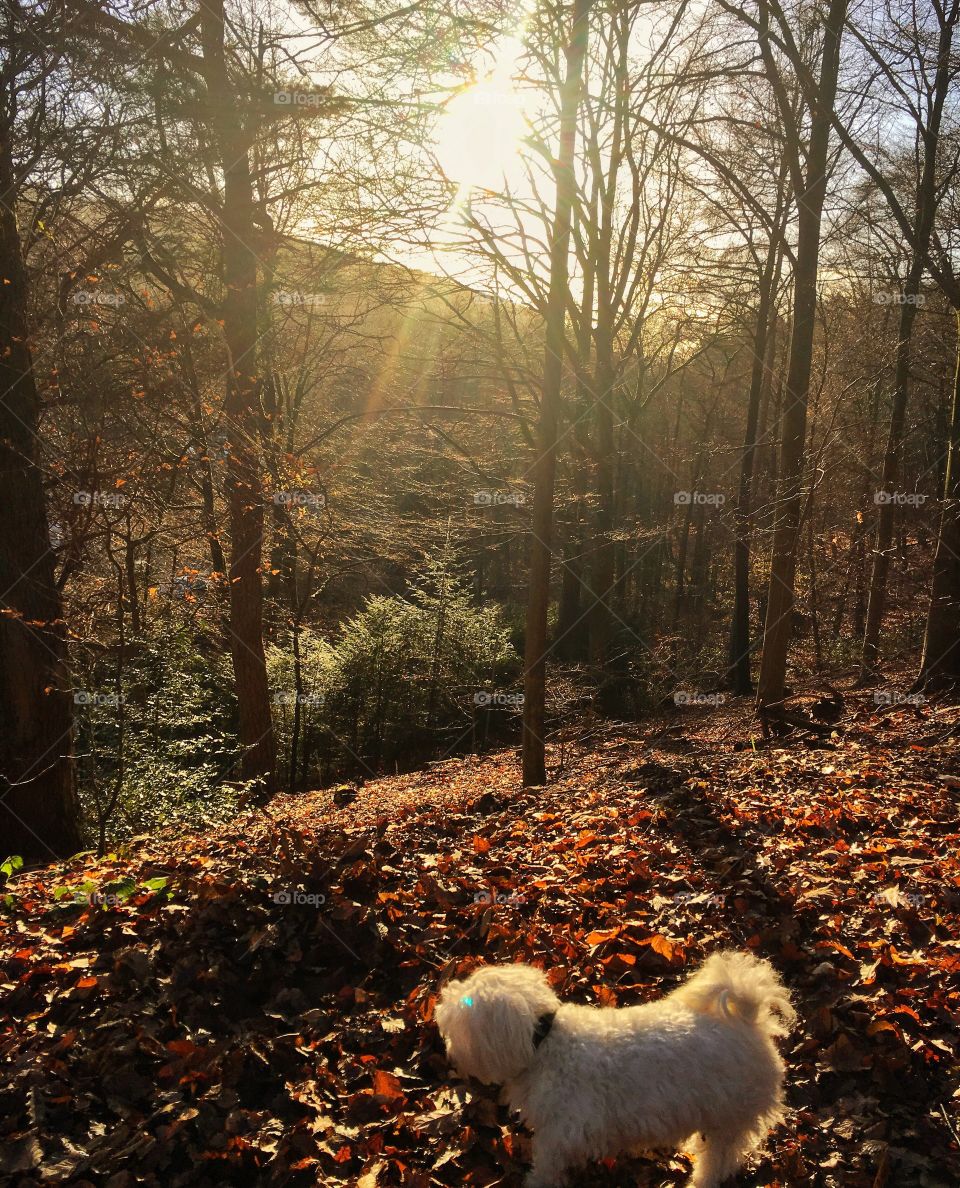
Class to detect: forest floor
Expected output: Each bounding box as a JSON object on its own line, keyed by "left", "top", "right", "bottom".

{"left": 2, "top": 679, "right": 960, "bottom": 1187}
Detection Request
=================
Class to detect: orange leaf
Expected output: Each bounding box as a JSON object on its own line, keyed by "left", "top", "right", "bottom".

{"left": 372, "top": 1069, "right": 405, "bottom": 1103}
{"left": 642, "top": 934, "right": 676, "bottom": 961}
{"left": 867, "top": 1019, "right": 900, "bottom": 1037}
{"left": 585, "top": 926, "right": 621, "bottom": 946}
{"left": 166, "top": 1039, "right": 204, "bottom": 1056}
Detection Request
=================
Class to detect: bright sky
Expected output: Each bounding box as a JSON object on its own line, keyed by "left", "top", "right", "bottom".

{"left": 432, "top": 33, "right": 534, "bottom": 196}
{"left": 422, "top": 1, "right": 664, "bottom": 298}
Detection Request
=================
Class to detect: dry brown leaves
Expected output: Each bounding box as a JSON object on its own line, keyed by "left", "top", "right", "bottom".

{"left": 1, "top": 690, "right": 959, "bottom": 1186}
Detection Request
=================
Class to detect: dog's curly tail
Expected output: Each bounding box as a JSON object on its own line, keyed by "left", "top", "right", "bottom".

{"left": 671, "top": 950, "right": 796, "bottom": 1039}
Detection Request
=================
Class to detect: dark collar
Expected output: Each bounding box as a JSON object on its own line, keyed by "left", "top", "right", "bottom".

{"left": 533, "top": 1011, "right": 556, "bottom": 1049}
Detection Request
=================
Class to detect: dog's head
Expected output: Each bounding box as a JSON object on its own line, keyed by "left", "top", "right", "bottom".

{"left": 434, "top": 963, "right": 560, "bottom": 1085}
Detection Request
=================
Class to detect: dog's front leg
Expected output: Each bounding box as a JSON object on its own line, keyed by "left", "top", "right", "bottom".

{"left": 525, "top": 1131, "right": 573, "bottom": 1188}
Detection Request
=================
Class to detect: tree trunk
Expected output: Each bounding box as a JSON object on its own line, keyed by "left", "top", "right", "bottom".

{"left": 859, "top": 291, "right": 921, "bottom": 679}
{"left": 181, "top": 335, "right": 227, "bottom": 580}
{"left": 0, "top": 121, "right": 83, "bottom": 860}
{"left": 581, "top": 13, "right": 625, "bottom": 668}
{"left": 673, "top": 486, "right": 693, "bottom": 624}
{"left": 729, "top": 237, "right": 782, "bottom": 692}
{"left": 755, "top": 0, "right": 848, "bottom": 712}
{"left": 689, "top": 496, "right": 709, "bottom": 622}
{"left": 199, "top": 0, "right": 276, "bottom": 788}
{"left": 807, "top": 517, "right": 823, "bottom": 671}
{"left": 917, "top": 312, "right": 960, "bottom": 687}
{"left": 588, "top": 393, "right": 615, "bottom": 662}
{"left": 860, "top": 10, "right": 955, "bottom": 680}
{"left": 522, "top": 0, "right": 591, "bottom": 786}
{"left": 555, "top": 502, "right": 587, "bottom": 660}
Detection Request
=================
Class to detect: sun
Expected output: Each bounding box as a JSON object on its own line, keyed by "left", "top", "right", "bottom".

{"left": 434, "top": 38, "right": 533, "bottom": 194}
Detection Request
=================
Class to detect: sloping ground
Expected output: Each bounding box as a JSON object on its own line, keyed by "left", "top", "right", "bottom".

{"left": 2, "top": 692, "right": 960, "bottom": 1187}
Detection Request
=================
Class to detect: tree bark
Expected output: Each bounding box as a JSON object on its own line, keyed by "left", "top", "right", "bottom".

{"left": 555, "top": 501, "right": 587, "bottom": 660}
{"left": 584, "top": 13, "right": 627, "bottom": 666}
{"left": 588, "top": 389, "right": 615, "bottom": 663}
{"left": 860, "top": 7, "right": 955, "bottom": 681}
{"left": 918, "top": 312, "right": 960, "bottom": 687}
{"left": 522, "top": 0, "right": 591, "bottom": 786}
{"left": 755, "top": 0, "right": 848, "bottom": 712}
{"left": 0, "top": 114, "right": 83, "bottom": 859}
{"left": 858, "top": 288, "right": 921, "bottom": 679}
{"left": 199, "top": 0, "right": 277, "bottom": 787}
{"left": 729, "top": 231, "right": 783, "bottom": 692}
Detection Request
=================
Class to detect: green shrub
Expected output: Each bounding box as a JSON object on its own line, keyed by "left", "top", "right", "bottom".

{"left": 266, "top": 627, "right": 336, "bottom": 784}
{"left": 73, "top": 620, "right": 247, "bottom": 847}
{"left": 268, "top": 554, "right": 518, "bottom": 781}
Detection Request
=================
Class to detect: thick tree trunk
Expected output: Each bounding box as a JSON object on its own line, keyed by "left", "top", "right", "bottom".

{"left": 522, "top": 0, "right": 590, "bottom": 786}
{"left": 199, "top": 0, "right": 276, "bottom": 787}
{"left": 0, "top": 123, "right": 83, "bottom": 860}
{"left": 755, "top": 0, "right": 848, "bottom": 712}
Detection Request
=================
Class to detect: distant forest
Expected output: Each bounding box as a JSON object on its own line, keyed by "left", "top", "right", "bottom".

{"left": 3, "top": 0, "right": 960, "bottom": 858}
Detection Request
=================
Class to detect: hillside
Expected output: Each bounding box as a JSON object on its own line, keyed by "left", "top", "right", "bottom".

{"left": 3, "top": 690, "right": 959, "bottom": 1186}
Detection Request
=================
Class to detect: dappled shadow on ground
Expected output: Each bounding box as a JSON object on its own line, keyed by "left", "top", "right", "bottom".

{"left": 2, "top": 696, "right": 959, "bottom": 1185}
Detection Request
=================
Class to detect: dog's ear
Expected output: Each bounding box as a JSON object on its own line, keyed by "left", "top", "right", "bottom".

{"left": 434, "top": 977, "right": 485, "bottom": 1048}
{"left": 433, "top": 984, "right": 458, "bottom": 1035}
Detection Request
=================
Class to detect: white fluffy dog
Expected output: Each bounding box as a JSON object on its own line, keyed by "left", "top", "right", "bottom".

{"left": 434, "top": 950, "right": 795, "bottom": 1187}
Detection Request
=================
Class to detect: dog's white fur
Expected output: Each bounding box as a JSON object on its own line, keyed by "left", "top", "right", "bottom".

{"left": 435, "top": 951, "right": 795, "bottom": 1187}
